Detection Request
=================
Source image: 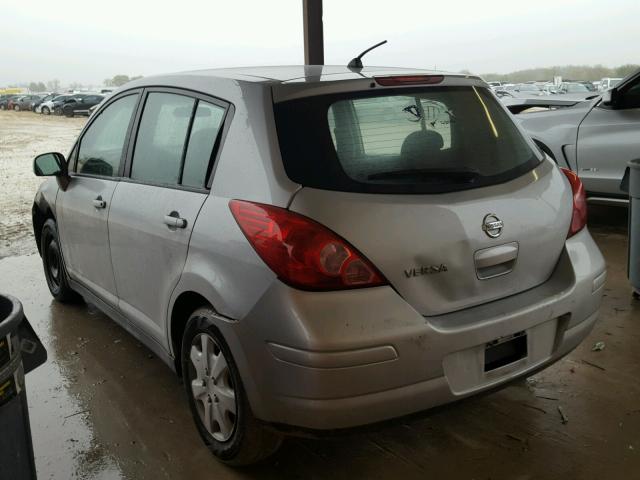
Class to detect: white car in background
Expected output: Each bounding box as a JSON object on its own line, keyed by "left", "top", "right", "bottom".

{"left": 36, "top": 94, "right": 72, "bottom": 115}
{"left": 509, "top": 69, "right": 640, "bottom": 201}
{"left": 599, "top": 77, "right": 622, "bottom": 92}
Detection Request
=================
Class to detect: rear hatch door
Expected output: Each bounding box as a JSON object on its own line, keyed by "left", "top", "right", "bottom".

{"left": 274, "top": 75, "right": 573, "bottom": 316}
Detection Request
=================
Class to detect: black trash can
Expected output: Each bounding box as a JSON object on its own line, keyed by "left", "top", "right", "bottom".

{"left": 0, "top": 294, "right": 47, "bottom": 480}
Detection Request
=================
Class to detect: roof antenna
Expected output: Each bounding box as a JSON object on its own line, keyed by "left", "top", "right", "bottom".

{"left": 348, "top": 40, "right": 388, "bottom": 71}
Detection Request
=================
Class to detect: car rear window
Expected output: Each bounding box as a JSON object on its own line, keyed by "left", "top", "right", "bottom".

{"left": 274, "top": 86, "right": 542, "bottom": 194}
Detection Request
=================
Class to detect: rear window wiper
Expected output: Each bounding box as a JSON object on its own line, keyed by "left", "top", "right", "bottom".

{"left": 367, "top": 167, "right": 480, "bottom": 183}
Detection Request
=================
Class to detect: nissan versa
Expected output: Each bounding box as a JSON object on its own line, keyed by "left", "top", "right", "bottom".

{"left": 31, "top": 66, "right": 606, "bottom": 465}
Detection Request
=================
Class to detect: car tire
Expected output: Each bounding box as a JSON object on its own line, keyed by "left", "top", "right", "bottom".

{"left": 40, "top": 219, "right": 80, "bottom": 303}
{"left": 13, "top": 105, "right": 19, "bottom": 111}
{"left": 42, "top": 106, "right": 50, "bottom": 115}
{"left": 182, "top": 308, "right": 283, "bottom": 466}
{"left": 64, "top": 110, "right": 73, "bottom": 118}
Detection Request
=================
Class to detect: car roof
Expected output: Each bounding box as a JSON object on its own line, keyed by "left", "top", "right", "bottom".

{"left": 128, "top": 65, "right": 476, "bottom": 85}
{"left": 118, "top": 65, "right": 484, "bottom": 107}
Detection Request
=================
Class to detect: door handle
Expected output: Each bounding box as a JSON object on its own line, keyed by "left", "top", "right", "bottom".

{"left": 474, "top": 242, "right": 519, "bottom": 280}
{"left": 164, "top": 213, "right": 187, "bottom": 229}
{"left": 93, "top": 197, "right": 106, "bottom": 209}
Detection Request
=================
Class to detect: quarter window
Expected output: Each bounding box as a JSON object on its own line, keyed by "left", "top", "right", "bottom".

{"left": 131, "top": 92, "right": 195, "bottom": 185}
{"left": 77, "top": 94, "right": 139, "bottom": 177}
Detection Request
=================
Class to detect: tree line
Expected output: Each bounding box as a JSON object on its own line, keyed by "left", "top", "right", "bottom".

{"left": 10, "top": 74, "right": 143, "bottom": 92}
{"left": 480, "top": 64, "right": 640, "bottom": 83}
{"left": 103, "top": 74, "right": 143, "bottom": 87}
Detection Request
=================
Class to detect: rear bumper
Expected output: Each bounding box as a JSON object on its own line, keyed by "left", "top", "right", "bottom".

{"left": 225, "top": 228, "right": 605, "bottom": 430}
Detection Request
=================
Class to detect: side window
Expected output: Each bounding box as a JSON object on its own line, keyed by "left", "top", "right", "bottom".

{"left": 620, "top": 80, "right": 640, "bottom": 109}
{"left": 131, "top": 92, "right": 195, "bottom": 185}
{"left": 181, "top": 101, "right": 225, "bottom": 188}
{"left": 77, "top": 94, "right": 139, "bottom": 177}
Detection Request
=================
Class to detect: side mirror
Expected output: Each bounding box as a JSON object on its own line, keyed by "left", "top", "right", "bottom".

{"left": 601, "top": 89, "right": 618, "bottom": 107}
{"left": 33, "top": 152, "right": 66, "bottom": 177}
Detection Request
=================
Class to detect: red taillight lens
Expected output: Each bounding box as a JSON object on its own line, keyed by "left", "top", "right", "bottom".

{"left": 374, "top": 75, "right": 444, "bottom": 86}
{"left": 561, "top": 168, "right": 587, "bottom": 238}
{"left": 229, "top": 200, "right": 388, "bottom": 291}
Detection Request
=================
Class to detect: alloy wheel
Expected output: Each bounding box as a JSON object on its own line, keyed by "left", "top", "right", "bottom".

{"left": 189, "top": 333, "right": 237, "bottom": 442}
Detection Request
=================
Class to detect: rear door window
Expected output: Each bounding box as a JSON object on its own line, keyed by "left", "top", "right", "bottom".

{"left": 131, "top": 92, "right": 195, "bottom": 185}
{"left": 275, "top": 86, "right": 542, "bottom": 194}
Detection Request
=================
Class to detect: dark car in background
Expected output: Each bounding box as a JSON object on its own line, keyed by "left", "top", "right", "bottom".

{"left": 61, "top": 94, "right": 104, "bottom": 117}
{"left": 52, "top": 94, "right": 86, "bottom": 115}
{"left": 6, "top": 96, "right": 25, "bottom": 110}
{"left": 40, "top": 94, "right": 73, "bottom": 115}
{"left": 12, "top": 94, "right": 46, "bottom": 111}
{"left": 0, "top": 94, "right": 19, "bottom": 110}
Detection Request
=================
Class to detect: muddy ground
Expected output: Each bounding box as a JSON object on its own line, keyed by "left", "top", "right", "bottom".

{"left": 0, "top": 113, "right": 638, "bottom": 479}
{"left": 0, "top": 111, "right": 85, "bottom": 258}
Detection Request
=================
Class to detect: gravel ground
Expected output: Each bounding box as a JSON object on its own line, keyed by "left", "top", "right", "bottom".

{"left": 0, "top": 111, "right": 86, "bottom": 258}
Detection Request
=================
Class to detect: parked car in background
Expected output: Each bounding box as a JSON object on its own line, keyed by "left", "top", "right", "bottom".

{"left": 12, "top": 94, "right": 46, "bottom": 111}
{"left": 496, "top": 83, "right": 546, "bottom": 98}
{"left": 87, "top": 103, "right": 103, "bottom": 116}
{"left": 6, "top": 96, "right": 25, "bottom": 110}
{"left": 62, "top": 94, "right": 105, "bottom": 117}
{"left": 31, "top": 66, "right": 605, "bottom": 465}
{"left": 576, "top": 81, "right": 597, "bottom": 92}
{"left": 541, "top": 83, "right": 558, "bottom": 94}
{"left": 39, "top": 94, "right": 73, "bottom": 115}
{"left": 599, "top": 77, "right": 622, "bottom": 91}
{"left": 556, "top": 82, "right": 600, "bottom": 100}
{"left": 33, "top": 93, "right": 60, "bottom": 113}
{"left": 513, "top": 83, "right": 547, "bottom": 96}
{"left": 52, "top": 94, "right": 86, "bottom": 115}
{"left": 511, "top": 68, "right": 640, "bottom": 202}
{"left": 487, "top": 81, "right": 502, "bottom": 90}
{"left": 0, "top": 94, "right": 19, "bottom": 110}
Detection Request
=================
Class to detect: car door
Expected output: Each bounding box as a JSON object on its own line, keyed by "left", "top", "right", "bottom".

{"left": 577, "top": 74, "right": 640, "bottom": 196}
{"left": 57, "top": 91, "right": 141, "bottom": 307}
{"left": 108, "top": 89, "right": 228, "bottom": 346}
{"left": 81, "top": 95, "right": 101, "bottom": 114}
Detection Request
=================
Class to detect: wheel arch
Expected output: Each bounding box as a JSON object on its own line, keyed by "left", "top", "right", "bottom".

{"left": 169, "top": 290, "right": 213, "bottom": 375}
{"left": 32, "top": 193, "right": 56, "bottom": 256}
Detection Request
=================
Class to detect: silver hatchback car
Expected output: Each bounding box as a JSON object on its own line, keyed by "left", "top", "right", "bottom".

{"left": 32, "top": 66, "right": 606, "bottom": 465}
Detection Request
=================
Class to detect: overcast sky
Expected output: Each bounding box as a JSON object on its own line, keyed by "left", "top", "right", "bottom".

{"left": 1, "top": 0, "right": 638, "bottom": 86}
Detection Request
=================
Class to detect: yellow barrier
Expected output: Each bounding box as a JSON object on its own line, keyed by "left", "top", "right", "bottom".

{"left": 0, "top": 88, "right": 27, "bottom": 95}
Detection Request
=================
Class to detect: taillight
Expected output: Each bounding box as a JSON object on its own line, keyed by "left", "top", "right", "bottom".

{"left": 229, "top": 200, "right": 388, "bottom": 291}
{"left": 374, "top": 75, "right": 444, "bottom": 86}
{"left": 560, "top": 168, "right": 587, "bottom": 238}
